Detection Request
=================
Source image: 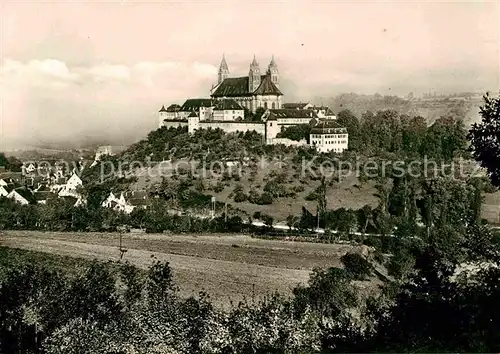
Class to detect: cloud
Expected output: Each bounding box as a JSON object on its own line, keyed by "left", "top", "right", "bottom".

{"left": 1, "top": 59, "right": 79, "bottom": 89}
{"left": 87, "top": 64, "right": 131, "bottom": 82}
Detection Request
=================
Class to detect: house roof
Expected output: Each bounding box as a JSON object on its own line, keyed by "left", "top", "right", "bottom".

{"left": 13, "top": 187, "right": 36, "bottom": 204}
{"left": 159, "top": 105, "right": 167, "bottom": 112}
{"left": 188, "top": 111, "right": 198, "bottom": 118}
{"left": 181, "top": 99, "right": 213, "bottom": 112}
{"left": 282, "top": 103, "right": 311, "bottom": 109}
{"left": 167, "top": 104, "right": 181, "bottom": 112}
{"left": 34, "top": 191, "right": 56, "bottom": 201}
{"left": 0, "top": 172, "right": 22, "bottom": 180}
{"left": 267, "top": 109, "right": 318, "bottom": 119}
{"left": 212, "top": 74, "right": 282, "bottom": 97}
{"left": 1, "top": 184, "right": 15, "bottom": 194}
{"left": 129, "top": 198, "right": 150, "bottom": 206}
{"left": 213, "top": 99, "right": 244, "bottom": 111}
{"left": 126, "top": 190, "right": 148, "bottom": 199}
{"left": 311, "top": 120, "right": 347, "bottom": 134}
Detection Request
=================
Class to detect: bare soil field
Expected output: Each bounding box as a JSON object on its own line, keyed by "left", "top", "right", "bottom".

{"left": 0, "top": 231, "right": 369, "bottom": 308}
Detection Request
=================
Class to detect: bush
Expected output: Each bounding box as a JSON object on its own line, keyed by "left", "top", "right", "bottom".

{"left": 257, "top": 192, "right": 274, "bottom": 205}
{"left": 340, "top": 253, "right": 372, "bottom": 280}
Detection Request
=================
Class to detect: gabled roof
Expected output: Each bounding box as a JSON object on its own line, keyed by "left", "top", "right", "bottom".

{"left": 282, "top": 103, "right": 311, "bottom": 109}
{"left": 188, "top": 111, "right": 199, "bottom": 118}
{"left": 13, "top": 187, "right": 36, "bottom": 204}
{"left": 213, "top": 99, "right": 244, "bottom": 111}
{"left": 1, "top": 184, "right": 15, "bottom": 194}
{"left": 211, "top": 77, "right": 251, "bottom": 97}
{"left": 267, "top": 109, "right": 318, "bottom": 119}
{"left": 181, "top": 99, "right": 213, "bottom": 112}
{"left": 253, "top": 75, "right": 282, "bottom": 96}
{"left": 159, "top": 105, "right": 167, "bottom": 112}
{"left": 167, "top": 104, "right": 182, "bottom": 112}
{"left": 211, "top": 75, "right": 282, "bottom": 98}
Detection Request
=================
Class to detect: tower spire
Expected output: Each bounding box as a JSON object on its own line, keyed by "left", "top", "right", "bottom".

{"left": 217, "top": 53, "right": 229, "bottom": 84}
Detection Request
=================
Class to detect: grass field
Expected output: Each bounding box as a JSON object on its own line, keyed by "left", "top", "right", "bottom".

{"left": 0, "top": 230, "right": 379, "bottom": 308}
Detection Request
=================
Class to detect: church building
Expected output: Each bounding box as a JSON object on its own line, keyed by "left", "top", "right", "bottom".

{"left": 210, "top": 55, "right": 283, "bottom": 113}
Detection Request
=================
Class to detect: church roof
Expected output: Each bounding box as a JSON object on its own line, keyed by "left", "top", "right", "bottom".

{"left": 159, "top": 105, "right": 167, "bottom": 112}
{"left": 212, "top": 77, "right": 252, "bottom": 97}
{"left": 211, "top": 75, "right": 282, "bottom": 97}
{"left": 181, "top": 99, "right": 213, "bottom": 111}
{"left": 214, "top": 99, "right": 243, "bottom": 111}
{"left": 253, "top": 75, "right": 283, "bottom": 96}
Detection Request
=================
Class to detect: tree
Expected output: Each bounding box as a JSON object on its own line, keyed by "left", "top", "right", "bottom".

{"left": 336, "top": 109, "right": 361, "bottom": 150}
{"left": 468, "top": 92, "right": 500, "bottom": 186}
{"left": 286, "top": 214, "right": 298, "bottom": 231}
{"left": 0, "top": 153, "right": 9, "bottom": 168}
{"left": 276, "top": 124, "right": 312, "bottom": 142}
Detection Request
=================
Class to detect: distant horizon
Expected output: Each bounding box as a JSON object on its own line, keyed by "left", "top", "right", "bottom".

{"left": 1, "top": 1, "right": 498, "bottom": 149}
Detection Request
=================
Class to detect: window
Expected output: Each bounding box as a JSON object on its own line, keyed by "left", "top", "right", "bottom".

{"left": 264, "top": 102, "right": 268, "bottom": 109}
{"left": 272, "top": 102, "right": 276, "bottom": 109}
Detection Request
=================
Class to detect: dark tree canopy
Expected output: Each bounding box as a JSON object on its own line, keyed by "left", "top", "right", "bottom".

{"left": 468, "top": 92, "right": 500, "bottom": 186}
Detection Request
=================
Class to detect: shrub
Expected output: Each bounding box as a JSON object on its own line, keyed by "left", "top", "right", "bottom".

{"left": 257, "top": 192, "right": 274, "bottom": 205}
{"left": 340, "top": 253, "right": 372, "bottom": 280}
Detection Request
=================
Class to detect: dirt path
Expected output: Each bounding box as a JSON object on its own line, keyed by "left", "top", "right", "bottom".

{"left": 1, "top": 231, "right": 351, "bottom": 308}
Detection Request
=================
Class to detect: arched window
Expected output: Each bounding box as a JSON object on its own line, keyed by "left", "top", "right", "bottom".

{"left": 264, "top": 102, "right": 268, "bottom": 109}
{"left": 272, "top": 102, "right": 276, "bottom": 109}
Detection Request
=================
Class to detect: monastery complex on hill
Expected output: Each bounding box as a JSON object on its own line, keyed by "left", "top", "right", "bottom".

{"left": 158, "top": 55, "right": 348, "bottom": 154}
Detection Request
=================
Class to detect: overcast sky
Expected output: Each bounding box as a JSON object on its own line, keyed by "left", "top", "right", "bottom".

{"left": 1, "top": 0, "right": 499, "bottom": 148}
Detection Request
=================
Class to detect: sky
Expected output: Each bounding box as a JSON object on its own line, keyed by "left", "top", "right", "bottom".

{"left": 0, "top": 0, "right": 499, "bottom": 149}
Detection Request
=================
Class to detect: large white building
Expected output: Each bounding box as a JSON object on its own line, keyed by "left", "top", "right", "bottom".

{"left": 310, "top": 121, "right": 349, "bottom": 153}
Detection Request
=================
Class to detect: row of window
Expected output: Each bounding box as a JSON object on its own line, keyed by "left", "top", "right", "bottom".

{"left": 310, "top": 134, "right": 347, "bottom": 139}
{"left": 311, "top": 140, "right": 347, "bottom": 145}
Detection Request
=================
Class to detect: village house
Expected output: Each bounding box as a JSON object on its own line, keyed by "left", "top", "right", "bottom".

{"left": 58, "top": 172, "right": 83, "bottom": 198}
{"left": 0, "top": 184, "right": 14, "bottom": 198}
{"left": 7, "top": 187, "right": 36, "bottom": 205}
{"left": 102, "top": 192, "right": 135, "bottom": 214}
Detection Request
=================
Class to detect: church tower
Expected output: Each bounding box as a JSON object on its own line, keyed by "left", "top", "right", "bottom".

{"left": 218, "top": 54, "right": 229, "bottom": 84}
{"left": 248, "top": 55, "right": 261, "bottom": 93}
{"left": 267, "top": 55, "right": 279, "bottom": 88}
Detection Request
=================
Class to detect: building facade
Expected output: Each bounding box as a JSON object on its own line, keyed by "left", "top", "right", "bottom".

{"left": 310, "top": 122, "right": 349, "bottom": 153}
{"left": 210, "top": 55, "right": 283, "bottom": 113}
